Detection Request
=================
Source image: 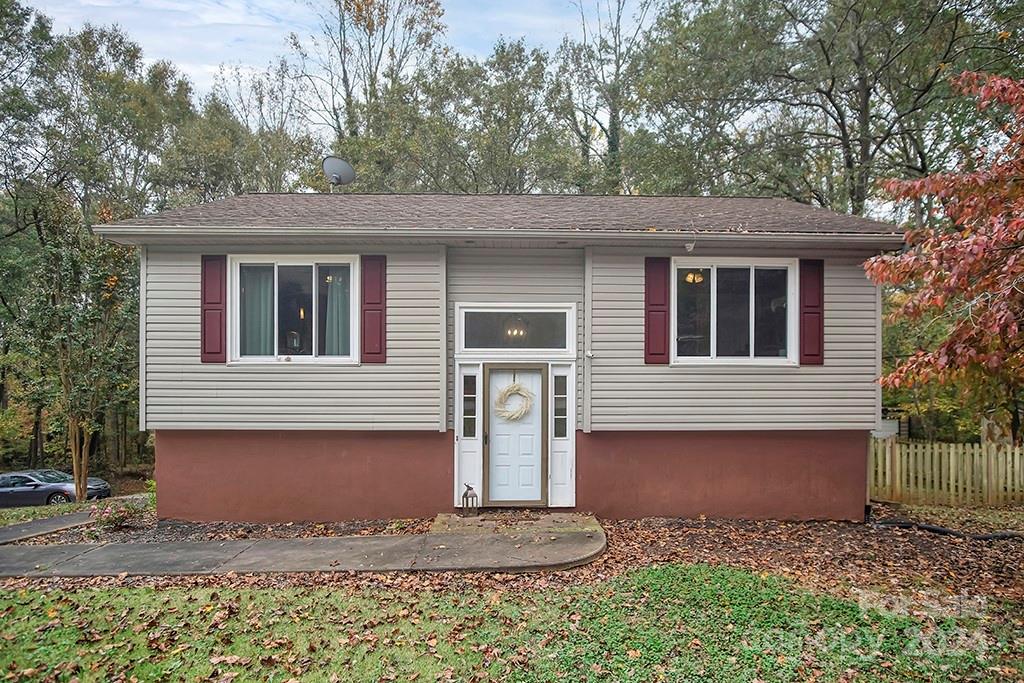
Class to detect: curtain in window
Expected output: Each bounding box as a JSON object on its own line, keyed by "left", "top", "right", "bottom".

{"left": 239, "top": 265, "right": 274, "bottom": 356}
{"left": 321, "top": 266, "right": 351, "bottom": 356}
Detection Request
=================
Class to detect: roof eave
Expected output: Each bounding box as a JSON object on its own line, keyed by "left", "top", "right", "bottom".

{"left": 95, "top": 225, "right": 904, "bottom": 250}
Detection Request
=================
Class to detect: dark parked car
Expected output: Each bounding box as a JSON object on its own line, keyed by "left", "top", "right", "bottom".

{"left": 0, "top": 469, "right": 111, "bottom": 507}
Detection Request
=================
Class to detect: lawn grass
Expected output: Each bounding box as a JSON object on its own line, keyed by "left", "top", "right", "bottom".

{"left": 0, "top": 502, "right": 87, "bottom": 527}
{"left": 1, "top": 564, "right": 1017, "bottom": 682}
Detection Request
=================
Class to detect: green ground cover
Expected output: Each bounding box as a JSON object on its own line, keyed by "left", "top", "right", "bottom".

{"left": 2, "top": 563, "right": 1017, "bottom": 682}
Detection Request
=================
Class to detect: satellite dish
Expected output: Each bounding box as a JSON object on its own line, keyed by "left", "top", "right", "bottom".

{"left": 322, "top": 156, "right": 355, "bottom": 186}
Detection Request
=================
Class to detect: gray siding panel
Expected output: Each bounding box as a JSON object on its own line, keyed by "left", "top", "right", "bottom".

{"left": 144, "top": 248, "right": 444, "bottom": 430}
{"left": 143, "top": 243, "right": 879, "bottom": 432}
{"left": 589, "top": 250, "right": 880, "bottom": 430}
{"left": 446, "top": 248, "right": 584, "bottom": 429}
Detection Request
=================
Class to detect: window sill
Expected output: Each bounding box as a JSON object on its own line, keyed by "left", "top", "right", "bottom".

{"left": 456, "top": 350, "right": 576, "bottom": 359}
{"left": 669, "top": 358, "right": 799, "bottom": 368}
{"left": 227, "top": 358, "right": 360, "bottom": 367}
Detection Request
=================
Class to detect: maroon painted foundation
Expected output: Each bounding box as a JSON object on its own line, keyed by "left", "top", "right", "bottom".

{"left": 155, "top": 430, "right": 453, "bottom": 523}
{"left": 576, "top": 430, "right": 869, "bottom": 521}
{"left": 156, "top": 429, "right": 867, "bottom": 523}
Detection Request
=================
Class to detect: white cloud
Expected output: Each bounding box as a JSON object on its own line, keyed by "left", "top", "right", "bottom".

{"left": 32, "top": 0, "right": 599, "bottom": 91}
{"left": 35, "top": 0, "right": 318, "bottom": 90}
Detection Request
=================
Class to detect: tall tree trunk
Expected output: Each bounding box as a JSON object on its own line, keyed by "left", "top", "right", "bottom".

{"left": 119, "top": 410, "right": 128, "bottom": 470}
{"left": 68, "top": 418, "right": 92, "bottom": 502}
{"left": 606, "top": 102, "right": 621, "bottom": 193}
{"left": 69, "top": 420, "right": 82, "bottom": 501}
{"left": 851, "top": 32, "right": 871, "bottom": 216}
{"left": 27, "top": 407, "right": 43, "bottom": 468}
{"left": 0, "top": 339, "right": 8, "bottom": 410}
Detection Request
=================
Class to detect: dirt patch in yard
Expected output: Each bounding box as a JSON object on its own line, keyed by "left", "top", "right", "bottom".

{"left": 16, "top": 508, "right": 549, "bottom": 545}
{"left": 15, "top": 510, "right": 432, "bottom": 545}
{"left": 873, "top": 501, "right": 1024, "bottom": 535}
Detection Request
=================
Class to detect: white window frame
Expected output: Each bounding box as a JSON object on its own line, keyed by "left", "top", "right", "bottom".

{"left": 670, "top": 256, "right": 799, "bottom": 366}
{"left": 227, "top": 254, "right": 361, "bottom": 365}
{"left": 455, "top": 302, "right": 576, "bottom": 359}
{"left": 550, "top": 366, "right": 572, "bottom": 441}
{"left": 459, "top": 365, "right": 480, "bottom": 440}
{"left": 453, "top": 359, "right": 576, "bottom": 508}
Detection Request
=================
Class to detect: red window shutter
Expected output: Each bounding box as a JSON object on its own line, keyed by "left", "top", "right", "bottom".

{"left": 361, "top": 255, "right": 387, "bottom": 363}
{"left": 644, "top": 257, "right": 670, "bottom": 364}
{"left": 799, "top": 259, "right": 825, "bottom": 365}
{"left": 200, "top": 255, "right": 227, "bottom": 363}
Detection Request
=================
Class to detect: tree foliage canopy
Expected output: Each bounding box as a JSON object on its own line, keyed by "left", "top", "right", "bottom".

{"left": 0, "top": 0, "right": 1022, "bottom": 481}
{"left": 866, "top": 71, "right": 1024, "bottom": 438}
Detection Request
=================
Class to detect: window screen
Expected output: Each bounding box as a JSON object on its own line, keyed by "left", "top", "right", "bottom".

{"left": 676, "top": 268, "right": 711, "bottom": 356}
{"left": 754, "top": 268, "right": 788, "bottom": 357}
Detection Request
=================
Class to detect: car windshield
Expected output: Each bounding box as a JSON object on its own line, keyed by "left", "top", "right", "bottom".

{"left": 33, "top": 470, "right": 73, "bottom": 483}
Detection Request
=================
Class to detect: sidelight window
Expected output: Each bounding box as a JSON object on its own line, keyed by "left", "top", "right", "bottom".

{"left": 462, "top": 374, "right": 478, "bottom": 438}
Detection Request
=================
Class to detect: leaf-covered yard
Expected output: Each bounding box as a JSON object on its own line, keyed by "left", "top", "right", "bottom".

{"left": 2, "top": 510, "right": 1023, "bottom": 682}
{"left": 2, "top": 563, "right": 1019, "bottom": 683}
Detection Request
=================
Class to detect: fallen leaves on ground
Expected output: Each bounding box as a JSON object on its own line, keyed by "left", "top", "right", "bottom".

{"left": 16, "top": 513, "right": 432, "bottom": 545}
{"left": 2, "top": 563, "right": 1020, "bottom": 682}
{"left": 877, "top": 502, "right": 1024, "bottom": 535}
{"left": 2, "top": 510, "right": 1023, "bottom": 681}
{"left": 4, "top": 513, "right": 1021, "bottom": 605}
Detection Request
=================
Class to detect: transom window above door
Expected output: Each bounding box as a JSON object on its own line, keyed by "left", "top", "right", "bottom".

{"left": 229, "top": 256, "right": 359, "bottom": 363}
{"left": 458, "top": 305, "right": 575, "bottom": 355}
{"left": 672, "top": 257, "right": 797, "bottom": 364}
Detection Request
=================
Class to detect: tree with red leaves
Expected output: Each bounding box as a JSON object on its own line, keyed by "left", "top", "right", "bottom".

{"left": 866, "top": 72, "right": 1024, "bottom": 442}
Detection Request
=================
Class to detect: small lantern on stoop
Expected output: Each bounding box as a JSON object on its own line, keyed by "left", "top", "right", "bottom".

{"left": 461, "top": 484, "right": 479, "bottom": 517}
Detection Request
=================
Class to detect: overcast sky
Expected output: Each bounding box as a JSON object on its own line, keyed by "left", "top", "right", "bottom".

{"left": 33, "top": 0, "right": 586, "bottom": 92}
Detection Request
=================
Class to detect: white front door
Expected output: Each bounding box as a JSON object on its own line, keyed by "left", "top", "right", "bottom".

{"left": 486, "top": 366, "right": 545, "bottom": 504}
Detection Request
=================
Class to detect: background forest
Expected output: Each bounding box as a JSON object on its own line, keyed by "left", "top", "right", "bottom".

{"left": 1, "top": 0, "right": 1022, "bottom": 481}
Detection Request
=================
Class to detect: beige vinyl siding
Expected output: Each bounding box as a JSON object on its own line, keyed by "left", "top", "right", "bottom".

{"left": 589, "top": 249, "right": 880, "bottom": 430}
{"left": 446, "top": 248, "right": 584, "bottom": 429}
{"left": 144, "top": 247, "right": 444, "bottom": 430}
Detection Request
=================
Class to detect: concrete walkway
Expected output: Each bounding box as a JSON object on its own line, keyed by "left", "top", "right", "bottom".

{"left": 0, "top": 512, "right": 93, "bottom": 545}
{"left": 0, "top": 494, "right": 148, "bottom": 545}
{"left": 0, "top": 514, "right": 605, "bottom": 577}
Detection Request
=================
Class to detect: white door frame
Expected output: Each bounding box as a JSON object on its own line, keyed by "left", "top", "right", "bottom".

{"left": 482, "top": 363, "right": 548, "bottom": 506}
{"left": 452, "top": 302, "right": 577, "bottom": 508}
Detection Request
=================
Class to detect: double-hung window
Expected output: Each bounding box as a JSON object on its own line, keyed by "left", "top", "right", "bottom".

{"left": 230, "top": 255, "right": 359, "bottom": 362}
{"left": 671, "top": 257, "right": 797, "bottom": 364}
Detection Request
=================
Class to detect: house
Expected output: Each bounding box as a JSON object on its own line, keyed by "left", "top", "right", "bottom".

{"left": 97, "top": 194, "right": 903, "bottom": 523}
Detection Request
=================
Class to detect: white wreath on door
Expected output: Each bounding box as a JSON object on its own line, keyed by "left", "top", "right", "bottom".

{"left": 494, "top": 382, "right": 534, "bottom": 421}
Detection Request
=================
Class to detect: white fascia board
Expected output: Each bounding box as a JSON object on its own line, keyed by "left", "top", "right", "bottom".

{"left": 96, "top": 225, "right": 905, "bottom": 251}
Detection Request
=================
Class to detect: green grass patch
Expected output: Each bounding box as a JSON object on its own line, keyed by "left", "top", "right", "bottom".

{"left": 0, "top": 502, "right": 86, "bottom": 527}
{"left": 0, "top": 564, "right": 1017, "bottom": 681}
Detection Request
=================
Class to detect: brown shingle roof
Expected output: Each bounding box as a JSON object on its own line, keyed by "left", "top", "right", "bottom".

{"left": 111, "top": 193, "right": 898, "bottom": 236}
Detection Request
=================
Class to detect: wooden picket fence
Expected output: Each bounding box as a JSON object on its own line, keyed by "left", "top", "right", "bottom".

{"left": 870, "top": 438, "right": 1024, "bottom": 506}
